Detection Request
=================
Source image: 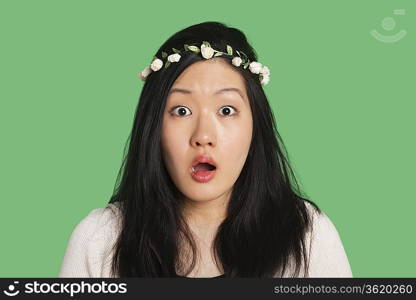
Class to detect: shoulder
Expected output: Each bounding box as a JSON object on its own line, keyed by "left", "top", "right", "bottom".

{"left": 59, "top": 202, "right": 122, "bottom": 278}
{"left": 302, "top": 200, "right": 353, "bottom": 277}
{"left": 72, "top": 202, "right": 122, "bottom": 241}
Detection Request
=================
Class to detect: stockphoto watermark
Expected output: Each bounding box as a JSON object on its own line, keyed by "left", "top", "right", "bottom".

{"left": 2, "top": 280, "right": 127, "bottom": 297}
{"left": 370, "top": 9, "right": 407, "bottom": 43}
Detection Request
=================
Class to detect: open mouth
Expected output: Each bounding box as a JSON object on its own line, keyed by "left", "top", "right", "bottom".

{"left": 190, "top": 158, "right": 217, "bottom": 183}
{"left": 192, "top": 162, "right": 216, "bottom": 172}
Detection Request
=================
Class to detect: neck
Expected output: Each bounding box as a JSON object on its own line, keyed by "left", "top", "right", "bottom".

{"left": 176, "top": 191, "right": 230, "bottom": 276}
{"left": 181, "top": 190, "right": 230, "bottom": 230}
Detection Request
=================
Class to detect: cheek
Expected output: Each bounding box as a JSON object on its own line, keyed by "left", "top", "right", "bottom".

{"left": 219, "top": 121, "right": 253, "bottom": 164}
{"left": 221, "top": 117, "right": 252, "bottom": 147}
{"left": 161, "top": 121, "right": 188, "bottom": 169}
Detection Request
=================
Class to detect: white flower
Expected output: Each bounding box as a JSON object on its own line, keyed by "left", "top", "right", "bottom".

{"left": 249, "top": 61, "right": 262, "bottom": 74}
{"left": 261, "top": 65, "right": 270, "bottom": 76}
{"left": 232, "top": 56, "right": 242, "bottom": 67}
{"left": 201, "top": 44, "right": 214, "bottom": 59}
{"left": 168, "top": 53, "right": 181, "bottom": 63}
{"left": 138, "top": 66, "right": 152, "bottom": 81}
{"left": 150, "top": 58, "right": 163, "bottom": 71}
{"left": 260, "top": 74, "right": 270, "bottom": 85}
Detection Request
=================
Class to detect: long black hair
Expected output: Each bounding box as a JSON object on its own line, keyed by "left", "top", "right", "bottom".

{"left": 107, "top": 21, "right": 320, "bottom": 277}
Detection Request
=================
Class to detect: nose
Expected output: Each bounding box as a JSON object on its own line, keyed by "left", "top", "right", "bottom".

{"left": 190, "top": 113, "right": 216, "bottom": 148}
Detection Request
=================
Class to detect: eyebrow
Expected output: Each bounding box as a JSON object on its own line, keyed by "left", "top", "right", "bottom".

{"left": 168, "top": 87, "right": 245, "bottom": 101}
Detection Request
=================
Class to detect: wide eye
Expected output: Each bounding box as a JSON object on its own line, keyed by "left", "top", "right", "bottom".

{"left": 219, "top": 105, "right": 237, "bottom": 117}
{"left": 170, "top": 106, "right": 191, "bottom": 117}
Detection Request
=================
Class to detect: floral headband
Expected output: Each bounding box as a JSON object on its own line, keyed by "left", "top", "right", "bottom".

{"left": 138, "top": 41, "right": 270, "bottom": 85}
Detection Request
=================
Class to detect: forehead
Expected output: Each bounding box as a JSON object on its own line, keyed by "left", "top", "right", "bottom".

{"left": 169, "top": 58, "right": 247, "bottom": 98}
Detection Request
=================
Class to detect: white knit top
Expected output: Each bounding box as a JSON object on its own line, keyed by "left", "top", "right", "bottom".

{"left": 58, "top": 201, "right": 352, "bottom": 278}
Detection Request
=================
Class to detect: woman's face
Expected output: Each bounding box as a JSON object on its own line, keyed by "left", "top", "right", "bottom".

{"left": 161, "top": 58, "right": 253, "bottom": 203}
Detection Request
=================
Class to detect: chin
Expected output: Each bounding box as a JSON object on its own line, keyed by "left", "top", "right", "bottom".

{"left": 185, "top": 193, "right": 219, "bottom": 202}
{"left": 182, "top": 188, "right": 225, "bottom": 203}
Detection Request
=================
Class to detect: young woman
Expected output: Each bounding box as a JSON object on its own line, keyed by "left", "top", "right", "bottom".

{"left": 59, "top": 21, "right": 352, "bottom": 278}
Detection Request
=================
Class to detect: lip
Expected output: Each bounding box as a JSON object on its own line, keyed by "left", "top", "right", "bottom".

{"left": 190, "top": 154, "right": 217, "bottom": 183}
{"left": 191, "top": 154, "right": 217, "bottom": 169}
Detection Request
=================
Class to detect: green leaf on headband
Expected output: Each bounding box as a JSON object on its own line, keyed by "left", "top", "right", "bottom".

{"left": 187, "top": 45, "right": 200, "bottom": 52}
{"left": 239, "top": 51, "right": 249, "bottom": 60}
{"left": 164, "top": 60, "right": 171, "bottom": 68}
{"left": 202, "top": 41, "right": 211, "bottom": 48}
{"left": 161, "top": 51, "right": 168, "bottom": 58}
{"left": 172, "top": 48, "right": 181, "bottom": 54}
{"left": 214, "top": 52, "right": 223, "bottom": 57}
{"left": 243, "top": 61, "right": 249, "bottom": 69}
{"left": 184, "top": 44, "right": 189, "bottom": 51}
{"left": 235, "top": 50, "right": 240, "bottom": 57}
{"left": 227, "top": 45, "right": 233, "bottom": 55}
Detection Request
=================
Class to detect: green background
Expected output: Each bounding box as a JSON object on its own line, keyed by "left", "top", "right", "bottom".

{"left": 0, "top": 0, "right": 414, "bottom": 277}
